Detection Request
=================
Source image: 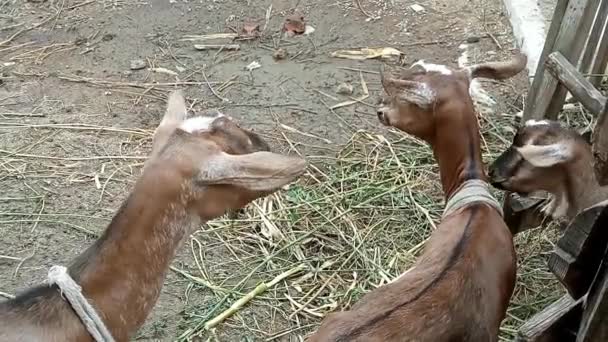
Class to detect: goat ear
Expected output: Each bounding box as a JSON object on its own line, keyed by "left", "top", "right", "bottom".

{"left": 151, "top": 91, "right": 188, "bottom": 154}
{"left": 159, "top": 90, "right": 187, "bottom": 128}
{"left": 397, "top": 83, "right": 435, "bottom": 108}
{"left": 516, "top": 143, "right": 572, "bottom": 167}
{"left": 467, "top": 53, "right": 527, "bottom": 80}
{"left": 198, "top": 151, "right": 307, "bottom": 191}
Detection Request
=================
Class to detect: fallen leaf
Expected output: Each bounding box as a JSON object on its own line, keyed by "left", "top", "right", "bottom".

{"left": 240, "top": 20, "right": 260, "bottom": 38}
{"left": 283, "top": 14, "right": 306, "bottom": 36}
{"left": 330, "top": 47, "right": 404, "bottom": 60}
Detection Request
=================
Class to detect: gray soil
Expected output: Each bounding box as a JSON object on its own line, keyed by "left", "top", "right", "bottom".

{"left": 1, "top": 0, "right": 529, "bottom": 341}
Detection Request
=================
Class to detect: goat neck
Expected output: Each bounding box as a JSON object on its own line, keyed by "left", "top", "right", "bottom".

{"left": 0, "top": 163, "right": 195, "bottom": 342}
{"left": 565, "top": 150, "right": 608, "bottom": 217}
{"left": 432, "top": 100, "right": 487, "bottom": 200}
{"left": 70, "top": 164, "right": 193, "bottom": 339}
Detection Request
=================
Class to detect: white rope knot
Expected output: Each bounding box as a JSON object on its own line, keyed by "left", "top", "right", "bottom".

{"left": 443, "top": 179, "right": 503, "bottom": 219}
{"left": 47, "top": 265, "right": 115, "bottom": 342}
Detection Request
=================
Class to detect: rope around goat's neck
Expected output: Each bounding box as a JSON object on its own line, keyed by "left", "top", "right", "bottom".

{"left": 443, "top": 179, "right": 503, "bottom": 219}
{"left": 47, "top": 266, "right": 115, "bottom": 342}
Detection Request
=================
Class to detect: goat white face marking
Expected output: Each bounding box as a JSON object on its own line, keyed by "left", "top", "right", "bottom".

{"left": 412, "top": 60, "right": 453, "bottom": 75}
{"left": 179, "top": 113, "right": 225, "bottom": 133}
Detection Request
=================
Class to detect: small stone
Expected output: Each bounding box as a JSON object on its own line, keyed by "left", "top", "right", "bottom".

{"left": 410, "top": 4, "right": 425, "bottom": 12}
{"left": 246, "top": 61, "right": 261, "bottom": 71}
{"left": 336, "top": 83, "right": 354, "bottom": 95}
{"left": 466, "top": 36, "right": 481, "bottom": 43}
{"left": 130, "top": 59, "right": 146, "bottom": 70}
{"left": 102, "top": 33, "right": 116, "bottom": 41}
{"left": 273, "top": 48, "right": 288, "bottom": 60}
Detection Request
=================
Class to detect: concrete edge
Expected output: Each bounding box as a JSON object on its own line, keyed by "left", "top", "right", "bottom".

{"left": 502, "top": 0, "right": 547, "bottom": 81}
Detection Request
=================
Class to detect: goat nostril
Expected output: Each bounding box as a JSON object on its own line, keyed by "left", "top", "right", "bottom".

{"left": 377, "top": 110, "right": 386, "bottom": 122}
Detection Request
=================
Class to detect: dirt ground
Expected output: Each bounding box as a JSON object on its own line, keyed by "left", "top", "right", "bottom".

{"left": 1, "top": 0, "right": 532, "bottom": 341}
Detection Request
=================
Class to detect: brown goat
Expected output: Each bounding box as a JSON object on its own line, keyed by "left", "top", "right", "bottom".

{"left": 0, "top": 91, "right": 307, "bottom": 342}
{"left": 307, "top": 53, "right": 527, "bottom": 342}
{"left": 489, "top": 119, "right": 608, "bottom": 221}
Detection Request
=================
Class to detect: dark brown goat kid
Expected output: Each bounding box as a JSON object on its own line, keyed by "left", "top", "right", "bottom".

{"left": 489, "top": 119, "right": 608, "bottom": 221}
{"left": 0, "top": 91, "right": 307, "bottom": 341}
{"left": 307, "top": 53, "right": 527, "bottom": 342}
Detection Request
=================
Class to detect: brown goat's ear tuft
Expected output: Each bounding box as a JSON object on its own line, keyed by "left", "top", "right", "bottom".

{"left": 516, "top": 143, "right": 572, "bottom": 167}
{"left": 467, "top": 53, "right": 527, "bottom": 80}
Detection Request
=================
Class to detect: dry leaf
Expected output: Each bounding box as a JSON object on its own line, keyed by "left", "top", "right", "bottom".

{"left": 283, "top": 14, "right": 306, "bottom": 36}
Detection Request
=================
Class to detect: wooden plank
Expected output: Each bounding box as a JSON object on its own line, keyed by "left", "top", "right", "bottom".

{"left": 548, "top": 202, "right": 608, "bottom": 298}
{"left": 545, "top": 51, "right": 606, "bottom": 115}
{"left": 577, "top": 253, "right": 608, "bottom": 341}
{"left": 590, "top": 18, "right": 608, "bottom": 87}
{"left": 517, "top": 294, "right": 583, "bottom": 342}
{"left": 523, "top": 0, "right": 601, "bottom": 121}
{"left": 592, "top": 100, "right": 608, "bottom": 185}
{"left": 523, "top": 0, "right": 571, "bottom": 120}
{"left": 579, "top": 1, "right": 608, "bottom": 76}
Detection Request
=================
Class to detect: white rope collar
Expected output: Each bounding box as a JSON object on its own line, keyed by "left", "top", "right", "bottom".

{"left": 47, "top": 265, "right": 115, "bottom": 342}
{"left": 442, "top": 179, "right": 503, "bottom": 219}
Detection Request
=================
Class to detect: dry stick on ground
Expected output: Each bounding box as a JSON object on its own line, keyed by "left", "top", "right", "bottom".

{"left": 202, "top": 70, "right": 230, "bottom": 102}
{"left": 204, "top": 264, "right": 307, "bottom": 330}
{"left": 0, "top": 292, "right": 14, "bottom": 300}
{"left": 355, "top": 0, "right": 374, "bottom": 19}
{"left": 194, "top": 44, "right": 240, "bottom": 51}
{"left": 0, "top": 10, "right": 60, "bottom": 47}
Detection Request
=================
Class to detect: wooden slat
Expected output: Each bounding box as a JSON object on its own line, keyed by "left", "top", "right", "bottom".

{"left": 592, "top": 100, "right": 608, "bottom": 185}
{"left": 545, "top": 51, "right": 606, "bottom": 115}
{"left": 548, "top": 203, "right": 608, "bottom": 298}
{"left": 590, "top": 18, "right": 608, "bottom": 88}
{"left": 517, "top": 294, "right": 583, "bottom": 342}
{"left": 523, "top": 0, "right": 571, "bottom": 120}
{"left": 523, "top": 0, "right": 601, "bottom": 121}
{"left": 577, "top": 254, "right": 608, "bottom": 341}
{"left": 579, "top": 0, "right": 608, "bottom": 76}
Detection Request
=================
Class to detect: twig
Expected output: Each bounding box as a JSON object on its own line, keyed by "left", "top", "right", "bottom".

{"left": 180, "top": 33, "right": 238, "bottom": 41}
{"left": 0, "top": 10, "right": 59, "bottom": 47}
{"left": 204, "top": 264, "right": 307, "bottom": 330}
{"left": 279, "top": 123, "right": 332, "bottom": 144}
{"left": 67, "top": 0, "right": 95, "bottom": 10}
{"left": 0, "top": 291, "right": 14, "bottom": 299}
{"left": 194, "top": 44, "right": 240, "bottom": 51}
{"left": 202, "top": 70, "right": 230, "bottom": 102}
{"left": 0, "top": 149, "right": 146, "bottom": 161}
{"left": 355, "top": 0, "right": 374, "bottom": 19}
{"left": 484, "top": 25, "right": 503, "bottom": 50}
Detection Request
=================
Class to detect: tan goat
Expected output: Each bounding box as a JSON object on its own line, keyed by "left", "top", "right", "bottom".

{"left": 0, "top": 91, "right": 307, "bottom": 342}
{"left": 489, "top": 119, "right": 608, "bottom": 221}
{"left": 307, "top": 53, "right": 527, "bottom": 342}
